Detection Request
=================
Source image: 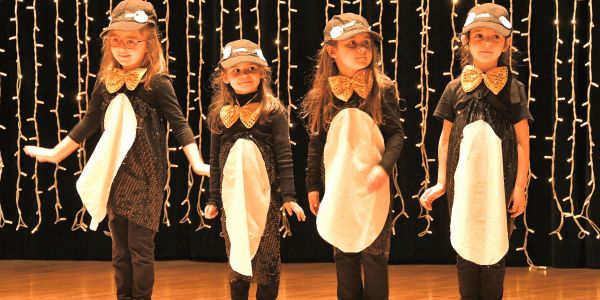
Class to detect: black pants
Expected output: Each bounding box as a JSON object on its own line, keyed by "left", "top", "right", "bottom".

{"left": 109, "top": 213, "right": 157, "bottom": 300}
{"left": 334, "top": 251, "right": 389, "bottom": 300}
{"left": 230, "top": 279, "right": 279, "bottom": 300}
{"left": 456, "top": 255, "right": 505, "bottom": 300}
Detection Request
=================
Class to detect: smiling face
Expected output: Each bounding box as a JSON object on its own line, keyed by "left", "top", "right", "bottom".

{"left": 222, "top": 62, "right": 264, "bottom": 95}
{"left": 327, "top": 32, "right": 374, "bottom": 77}
{"left": 464, "top": 27, "right": 511, "bottom": 72}
{"left": 108, "top": 30, "right": 148, "bottom": 71}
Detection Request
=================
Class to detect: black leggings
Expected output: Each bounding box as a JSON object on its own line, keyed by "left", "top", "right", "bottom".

{"left": 456, "top": 255, "right": 506, "bottom": 300}
{"left": 334, "top": 251, "right": 389, "bottom": 300}
{"left": 109, "top": 213, "right": 156, "bottom": 300}
{"left": 230, "top": 279, "right": 279, "bottom": 300}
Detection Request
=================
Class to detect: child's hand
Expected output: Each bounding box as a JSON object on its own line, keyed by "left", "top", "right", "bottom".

{"left": 283, "top": 201, "right": 306, "bottom": 221}
{"left": 367, "top": 165, "right": 389, "bottom": 192}
{"left": 508, "top": 188, "right": 526, "bottom": 217}
{"left": 308, "top": 191, "right": 320, "bottom": 216}
{"left": 192, "top": 162, "right": 210, "bottom": 177}
{"left": 23, "top": 146, "right": 57, "bottom": 163}
{"left": 203, "top": 204, "right": 218, "bottom": 219}
{"left": 419, "top": 183, "right": 446, "bottom": 210}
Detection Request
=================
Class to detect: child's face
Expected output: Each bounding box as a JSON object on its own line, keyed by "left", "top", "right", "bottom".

{"left": 222, "top": 62, "right": 263, "bottom": 95}
{"left": 108, "top": 30, "right": 148, "bottom": 71}
{"left": 465, "top": 28, "right": 510, "bottom": 69}
{"left": 327, "top": 33, "right": 373, "bottom": 77}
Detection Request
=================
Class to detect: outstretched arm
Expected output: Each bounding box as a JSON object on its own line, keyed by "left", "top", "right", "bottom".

{"left": 23, "top": 136, "right": 80, "bottom": 164}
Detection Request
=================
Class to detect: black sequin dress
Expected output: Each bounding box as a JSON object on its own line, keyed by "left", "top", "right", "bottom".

{"left": 434, "top": 76, "right": 533, "bottom": 240}
{"left": 209, "top": 93, "right": 296, "bottom": 285}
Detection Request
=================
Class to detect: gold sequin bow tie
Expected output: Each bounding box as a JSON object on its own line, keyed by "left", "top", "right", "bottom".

{"left": 220, "top": 102, "right": 261, "bottom": 129}
{"left": 328, "top": 69, "right": 373, "bottom": 101}
{"left": 460, "top": 65, "right": 508, "bottom": 95}
{"left": 104, "top": 68, "right": 147, "bottom": 94}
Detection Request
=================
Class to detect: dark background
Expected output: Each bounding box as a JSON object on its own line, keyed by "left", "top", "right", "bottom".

{"left": 0, "top": 0, "right": 599, "bottom": 268}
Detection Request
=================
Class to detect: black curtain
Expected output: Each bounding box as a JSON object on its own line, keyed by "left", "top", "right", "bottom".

{"left": 0, "top": 0, "right": 599, "bottom": 268}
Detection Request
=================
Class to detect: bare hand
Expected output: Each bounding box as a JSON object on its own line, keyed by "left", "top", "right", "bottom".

{"left": 367, "top": 165, "right": 389, "bottom": 192}
{"left": 508, "top": 188, "right": 526, "bottom": 217}
{"left": 192, "top": 162, "right": 210, "bottom": 177}
{"left": 419, "top": 183, "right": 445, "bottom": 210}
{"left": 283, "top": 201, "right": 306, "bottom": 221}
{"left": 308, "top": 191, "right": 320, "bottom": 216}
{"left": 23, "top": 146, "right": 56, "bottom": 163}
{"left": 203, "top": 204, "right": 218, "bottom": 219}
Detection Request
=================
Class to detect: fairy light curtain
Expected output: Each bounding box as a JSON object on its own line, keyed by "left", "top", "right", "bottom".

{"left": 0, "top": 0, "right": 597, "bottom": 267}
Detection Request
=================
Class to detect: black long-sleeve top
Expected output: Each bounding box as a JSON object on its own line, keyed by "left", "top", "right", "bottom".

{"left": 66, "top": 74, "right": 195, "bottom": 231}
{"left": 209, "top": 93, "right": 296, "bottom": 208}
{"left": 68, "top": 75, "right": 195, "bottom": 146}
{"left": 305, "top": 86, "right": 405, "bottom": 193}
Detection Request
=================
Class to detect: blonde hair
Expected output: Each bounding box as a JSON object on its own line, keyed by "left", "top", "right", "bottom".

{"left": 301, "top": 39, "right": 394, "bottom": 135}
{"left": 460, "top": 31, "right": 512, "bottom": 69}
{"left": 207, "top": 65, "right": 285, "bottom": 134}
{"left": 98, "top": 25, "right": 168, "bottom": 89}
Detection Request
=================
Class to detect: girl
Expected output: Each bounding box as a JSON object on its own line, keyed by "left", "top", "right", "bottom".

{"left": 204, "top": 39, "right": 306, "bottom": 300}
{"left": 302, "top": 13, "right": 404, "bottom": 300}
{"left": 24, "top": 1, "right": 209, "bottom": 299}
{"left": 420, "top": 3, "right": 533, "bottom": 299}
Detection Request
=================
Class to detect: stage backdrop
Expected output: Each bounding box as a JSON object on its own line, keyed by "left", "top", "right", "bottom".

{"left": 0, "top": 0, "right": 599, "bottom": 268}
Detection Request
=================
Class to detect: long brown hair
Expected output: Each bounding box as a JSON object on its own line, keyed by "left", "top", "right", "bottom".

{"left": 460, "top": 31, "right": 512, "bottom": 69}
{"left": 301, "top": 39, "right": 394, "bottom": 135}
{"left": 207, "top": 65, "right": 285, "bottom": 134}
{"left": 98, "top": 25, "right": 168, "bottom": 89}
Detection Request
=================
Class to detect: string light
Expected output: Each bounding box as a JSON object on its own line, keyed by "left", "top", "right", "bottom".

{"left": 325, "top": 0, "right": 333, "bottom": 25}
{"left": 390, "top": 0, "right": 408, "bottom": 235}
{"left": 179, "top": 0, "right": 208, "bottom": 226}
{"left": 286, "top": 0, "right": 295, "bottom": 129}
{"left": 285, "top": 2, "right": 300, "bottom": 146}
{"left": 508, "top": 0, "right": 513, "bottom": 71}
{"left": 391, "top": 0, "right": 400, "bottom": 82}
{"left": 415, "top": 0, "right": 434, "bottom": 237}
{"left": 218, "top": 0, "right": 225, "bottom": 50}
{"left": 14, "top": 0, "right": 29, "bottom": 232}
{"left": 254, "top": 0, "right": 261, "bottom": 46}
{"left": 51, "top": 0, "right": 67, "bottom": 225}
{"left": 29, "top": 0, "right": 43, "bottom": 234}
{"left": 376, "top": 1, "right": 383, "bottom": 65}
{"left": 0, "top": 152, "right": 12, "bottom": 228}
{"left": 577, "top": 0, "right": 600, "bottom": 240}
{"left": 195, "top": 0, "right": 210, "bottom": 231}
{"left": 237, "top": 0, "right": 243, "bottom": 37}
{"left": 179, "top": 0, "right": 194, "bottom": 225}
{"left": 445, "top": 0, "right": 458, "bottom": 80}
{"left": 513, "top": 0, "right": 545, "bottom": 269}
{"left": 274, "top": 1, "right": 282, "bottom": 99}
{"left": 555, "top": 0, "right": 599, "bottom": 239}
{"left": 0, "top": 42, "right": 9, "bottom": 228}
{"left": 162, "top": 0, "right": 174, "bottom": 228}
{"left": 358, "top": 0, "right": 363, "bottom": 15}
{"left": 549, "top": 0, "right": 583, "bottom": 240}
{"left": 71, "top": 0, "right": 89, "bottom": 232}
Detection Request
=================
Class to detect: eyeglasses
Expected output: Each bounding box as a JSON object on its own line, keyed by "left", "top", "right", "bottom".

{"left": 106, "top": 36, "right": 146, "bottom": 49}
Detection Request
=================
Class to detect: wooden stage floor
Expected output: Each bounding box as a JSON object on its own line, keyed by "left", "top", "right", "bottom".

{"left": 1, "top": 260, "right": 599, "bottom": 299}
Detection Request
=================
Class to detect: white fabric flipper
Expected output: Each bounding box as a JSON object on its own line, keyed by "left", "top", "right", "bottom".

{"left": 317, "top": 108, "right": 390, "bottom": 253}
{"left": 222, "top": 139, "right": 271, "bottom": 276}
{"left": 76, "top": 93, "right": 137, "bottom": 231}
{"left": 451, "top": 119, "right": 508, "bottom": 265}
